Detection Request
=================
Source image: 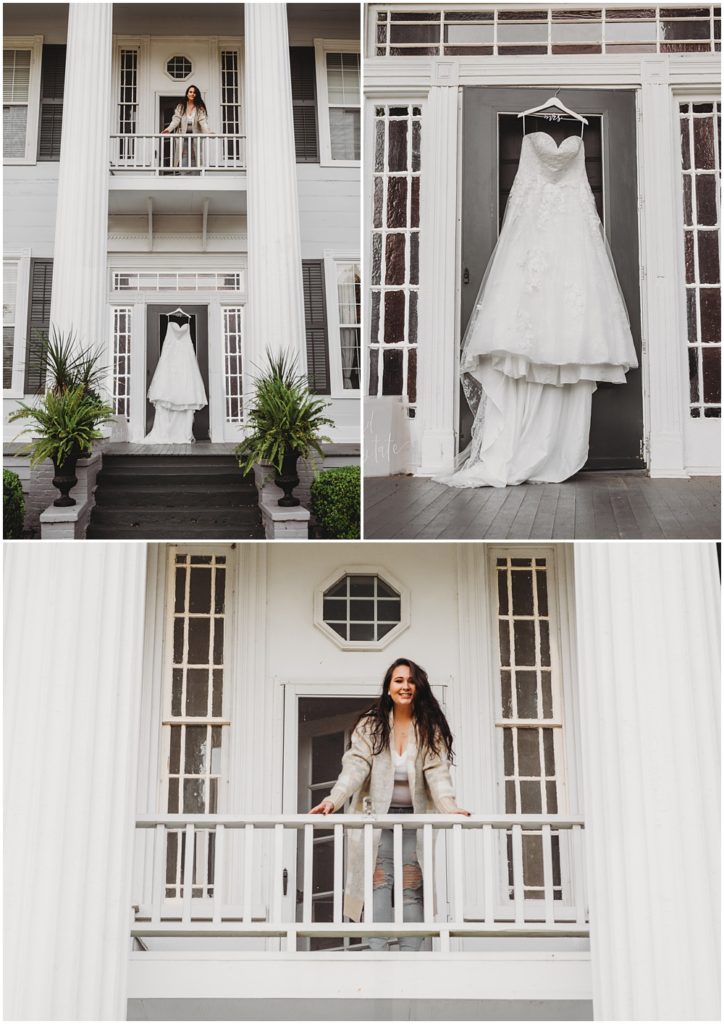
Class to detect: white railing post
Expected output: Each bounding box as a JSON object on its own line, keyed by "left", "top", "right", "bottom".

{"left": 302, "top": 823, "right": 313, "bottom": 925}
{"left": 333, "top": 823, "right": 343, "bottom": 924}
{"left": 483, "top": 823, "right": 494, "bottom": 926}
{"left": 151, "top": 823, "right": 164, "bottom": 925}
{"left": 363, "top": 823, "right": 374, "bottom": 925}
{"left": 212, "top": 824, "right": 224, "bottom": 926}
{"left": 393, "top": 822, "right": 403, "bottom": 926}
{"left": 272, "top": 822, "right": 284, "bottom": 925}
{"left": 182, "top": 823, "right": 195, "bottom": 924}
{"left": 422, "top": 823, "right": 433, "bottom": 924}
{"left": 451, "top": 823, "right": 464, "bottom": 924}
{"left": 512, "top": 824, "right": 524, "bottom": 924}
{"left": 542, "top": 824, "right": 554, "bottom": 925}
{"left": 572, "top": 824, "right": 587, "bottom": 926}
{"left": 242, "top": 823, "right": 254, "bottom": 924}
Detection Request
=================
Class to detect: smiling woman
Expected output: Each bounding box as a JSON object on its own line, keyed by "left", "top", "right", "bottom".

{"left": 310, "top": 657, "right": 470, "bottom": 948}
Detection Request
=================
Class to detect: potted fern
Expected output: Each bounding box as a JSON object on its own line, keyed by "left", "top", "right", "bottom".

{"left": 235, "top": 350, "right": 333, "bottom": 507}
{"left": 9, "top": 328, "right": 114, "bottom": 506}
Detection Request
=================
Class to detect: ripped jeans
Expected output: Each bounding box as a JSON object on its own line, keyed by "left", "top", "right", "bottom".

{"left": 368, "top": 807, "right": 423, "bottom": 952}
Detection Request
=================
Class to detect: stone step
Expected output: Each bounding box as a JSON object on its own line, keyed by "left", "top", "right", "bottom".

{"left": 89, "top": 504, "right": 262, "bottom": 531}
{"left": 86, "top": 522, "right": 263, "bottom": 540}
{"left": 94, "top": 485, "right": 258, "bottom": 509}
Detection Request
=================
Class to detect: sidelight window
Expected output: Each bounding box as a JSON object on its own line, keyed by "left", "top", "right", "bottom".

{"left": 162, "top": 553, "right": 229, "bottom": 899}
{"left": 680, "top": 100, "right": 721, "bottom": 418}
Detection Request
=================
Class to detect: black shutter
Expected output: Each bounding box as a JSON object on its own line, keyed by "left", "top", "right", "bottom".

{"left": 302, "top": 261, "right": 330, "bottom": 395}
{"left": 24, "top": 259, "right": 53, "bottom": 394}
{"left": 289, "top": 47, "right": 319, "bottom": 163}
{"left": 38, "top": 44, "right": 66, "bottom": 161}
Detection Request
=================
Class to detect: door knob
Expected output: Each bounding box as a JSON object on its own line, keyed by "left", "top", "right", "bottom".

{"left": 463, "top": 267, "right": 470, "bottom": 285}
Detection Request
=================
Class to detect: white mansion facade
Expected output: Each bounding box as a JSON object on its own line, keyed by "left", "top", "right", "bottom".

{"left": 3, "top": 2, "right": 361, "bottom": 447}
{"left": 3, "top": 540, "right": 720, "bottom": 1021}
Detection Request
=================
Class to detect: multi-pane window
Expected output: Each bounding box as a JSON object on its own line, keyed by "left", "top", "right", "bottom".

{"left": 3, "top": 48, "right": 32, "bottom": 158}
{"left": 112, "top": 271, "right": 242, "bottom": 292}
{"left": 220, "top": 50, "right": 240, "bottom": 134}
{"left": 373, "top": 6, "right": 722, "bottom": 57}
{"left": 322, "top": 573, "right": 401, "bottom": 642}
{"left": 325, "top": 51, "right": 360, "bottom": 160}
{"left": 495, "top": 556, "right": 563, "bottom": 901}
{"left": 166, "top": 55, "right": 192, "bottom": 81}
{"left": 369, "top": 105, "right": 421, "bottom": 402}
{"left": 680, "top": 101, "right": 721, "bottom": 418}
{"left": 336, "top": 261, "right": 361, "bottom": 390}
{"left": 118, "top": 49, "right": 138, "bottom": 161}
{"left": 3, "top": 260, "right": 19, "bottom": 390}
{"left": 111, "top": 307, "right": 132, "bottom": 419}
{"left": 164, "top": 553, "right": 228, "bottom": 900}
{"left": 223, "top": 307, "right": 243, "bottom": 423}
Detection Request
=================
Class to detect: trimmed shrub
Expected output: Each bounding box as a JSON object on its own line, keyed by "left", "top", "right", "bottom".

{"left": 311, "top": 465, "right": 360, "bottom": 540}
{"left": 3, "top": 470, "right": 25, "bottom": 539}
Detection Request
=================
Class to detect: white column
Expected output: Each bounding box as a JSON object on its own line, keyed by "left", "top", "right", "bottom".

{"left": 640, "top": 60, "right": 689, "bottom": 477}
{"left": 4, "top": 544, "right": 148, "bottom": 1021}
{"left": 245, "top": 3, "right": 306, "bottom": 379}
{"left": 418, "top": 76, "right": 460, "bottom": 475}
{"left": 49, "top": 3, "right": 112, "bottom": 351}
{"left": 574, "top": 542, "right": 720, "bottom": 1020}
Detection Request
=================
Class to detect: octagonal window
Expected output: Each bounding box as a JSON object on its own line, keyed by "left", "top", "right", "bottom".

{"left": 316, "top": 570, "right": 408, "bottom": 650}
{"left": 166, "top": 55, "right": 192, "bottom": 80}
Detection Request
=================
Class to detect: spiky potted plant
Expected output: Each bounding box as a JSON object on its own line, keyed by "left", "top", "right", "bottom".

{"left": 9, "top": 327, "right": 114, "bottom": 506}
{"left": 235, "top": 350, "right": 333, "bottom": 507}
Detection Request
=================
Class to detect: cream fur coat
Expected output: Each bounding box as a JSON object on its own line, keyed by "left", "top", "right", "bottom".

{"left": 327, "top": 715, "right": 460, "bottom": 921}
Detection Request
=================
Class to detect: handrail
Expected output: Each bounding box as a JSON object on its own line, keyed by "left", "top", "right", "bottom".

{"left": 131, "top": 813, "right": 588, "bottom": 948}
{"left": 109, "top": 133, "right": 247, "bottom": 174}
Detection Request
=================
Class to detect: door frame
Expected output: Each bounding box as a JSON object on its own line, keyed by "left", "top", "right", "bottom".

{"left": 367, "top": 54, "right": 721, "bottom": 477}
{"left": 457, "top": 86, "right": 644, "bottom": 470}
{"left": 280, "top": 678, "right": 450, "bottom": 927}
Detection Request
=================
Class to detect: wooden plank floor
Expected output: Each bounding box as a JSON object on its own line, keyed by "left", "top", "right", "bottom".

{"left": 364, "top": 472, "right": 721, "bottom": 540}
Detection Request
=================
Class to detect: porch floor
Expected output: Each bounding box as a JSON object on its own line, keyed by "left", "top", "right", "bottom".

{"left": 363, "top": 472, "right": 721, "bottom": 540}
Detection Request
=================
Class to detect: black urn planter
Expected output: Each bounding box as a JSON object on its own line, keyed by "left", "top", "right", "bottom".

{"left": 275, "top": 448, "right": 301, "bottom": 507}
{"left": 51, "top": 450, "right": 80, "bottom": 507}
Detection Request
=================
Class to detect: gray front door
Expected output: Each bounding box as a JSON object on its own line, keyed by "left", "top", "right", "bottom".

{"left": 460, "top": 88, "right": 644, "bottom": 470}
{"left": 146, "top": 304, "right": 209, "bottom": 440}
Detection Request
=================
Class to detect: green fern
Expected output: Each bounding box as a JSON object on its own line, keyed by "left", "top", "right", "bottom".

{"left": 235, "top": 350, "right": 333, "bottom": 474}
{"left": 9, "top": 385, "right": 115, "bottom": 466}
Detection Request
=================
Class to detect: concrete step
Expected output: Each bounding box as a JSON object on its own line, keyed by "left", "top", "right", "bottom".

{"left": 86, "top": 522, "right": 263, "bottom": 540}
{"left": 94, "top": 483, "right": 258, "bottom": 508}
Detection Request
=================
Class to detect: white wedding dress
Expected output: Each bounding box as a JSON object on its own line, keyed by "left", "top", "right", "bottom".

{"left": 144, "top": 320, "right": 208, "bottom": 444}
{"left": 440, "top": 130, "right": 638, "bottom": 488}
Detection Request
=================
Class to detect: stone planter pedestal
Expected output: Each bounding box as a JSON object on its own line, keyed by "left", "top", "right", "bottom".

{"left": 253, "top": 464, "right": 310, "bottom": 539}
{"left": 40, "top": 450, "right": 102, "bottom": 539}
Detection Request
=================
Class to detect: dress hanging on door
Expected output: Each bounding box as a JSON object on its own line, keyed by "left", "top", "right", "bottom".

{"left": 144, "top": 320, "right": 208, "bottom": 444}
{"left": 439, "top": 131, "right": 638, "bottom": 488}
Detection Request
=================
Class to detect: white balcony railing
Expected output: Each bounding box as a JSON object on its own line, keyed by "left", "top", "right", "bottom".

{"left": 109, "top": 134, "right": 246, "bottom": 174}
{"left": 132, "top": 813, "right": 588, "bottom": 951}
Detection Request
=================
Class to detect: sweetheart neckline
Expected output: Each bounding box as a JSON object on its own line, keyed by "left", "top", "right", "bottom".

{"left": 524, "top": 131, "right": 584, "bottom": 152}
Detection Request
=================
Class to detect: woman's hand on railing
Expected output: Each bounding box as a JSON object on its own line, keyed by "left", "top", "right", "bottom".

{"left": 309, "top": 798, "right": 335, "bottom": 815}
{"left": 452, "top": 808, "right": 472, "bottom": 816}
{"left": 161, "top": 128, "right": 170, "bottom": 134}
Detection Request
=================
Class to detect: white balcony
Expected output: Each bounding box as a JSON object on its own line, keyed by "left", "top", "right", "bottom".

{"left": 109, "top": 133, "right": 247, "bottom": 175}
{"left": 132, "top": 812, "right": 588, "bottom": 949}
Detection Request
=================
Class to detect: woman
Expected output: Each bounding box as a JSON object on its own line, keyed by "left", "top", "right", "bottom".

{"left": 311, "top": 658, "right": 470, "bottom": 950}
{"left": 161, "top": 85, "right": 209, "bottom": 169}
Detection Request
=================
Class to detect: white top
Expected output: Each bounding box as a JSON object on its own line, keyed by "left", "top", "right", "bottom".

{"left": 390, "top": 747, "right": 412, "bottom": 807}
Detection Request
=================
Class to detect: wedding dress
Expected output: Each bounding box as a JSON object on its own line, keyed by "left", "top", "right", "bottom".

{"left": 144, "top": 320, "right": 208, "bottom": 444}
{"left": 440, "top": 130, "right": 638, "bottom": 488}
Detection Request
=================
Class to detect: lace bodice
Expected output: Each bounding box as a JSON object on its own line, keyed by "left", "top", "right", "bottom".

{"left": 505, "top": 132, "right": 599, "bottom": 231}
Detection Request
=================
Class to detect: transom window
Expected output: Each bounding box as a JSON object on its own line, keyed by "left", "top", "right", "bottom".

{"left": 316, "top": 569, "right": 409, "bottom": 649}
{"left": 111, "top": 271, "right": 243, "bottom": 292}
{"left": 166, "top": 55, "right": 192, "bottom": 80}
{"left": 372, "top": 5, "right": 721, "bottom": 57}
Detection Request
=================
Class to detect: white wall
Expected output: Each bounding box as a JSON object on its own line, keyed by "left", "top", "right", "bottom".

{"left": 3, "top": 165, "right": 58, "bottom": 255}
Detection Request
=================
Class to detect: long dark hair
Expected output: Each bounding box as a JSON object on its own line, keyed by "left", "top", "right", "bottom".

{"left": 183, "top": 84, "right": 207, "bottom": 115}
{"left": 356, "top": 658, "right": 454, "bottom": 762}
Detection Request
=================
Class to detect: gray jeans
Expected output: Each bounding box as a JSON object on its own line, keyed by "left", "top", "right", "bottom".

{"left": 368, "top": 807, "right": 423, "bottom": 951}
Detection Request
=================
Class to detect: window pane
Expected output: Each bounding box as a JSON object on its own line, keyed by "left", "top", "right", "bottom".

{"left": 3, "top": 104, "right": 27, "bottom": 158}
{"left": 329, "top": 107, "right": 360, "bottom": 160}
{"left": 326, "top": 52, "right": 359, "bottom": 105}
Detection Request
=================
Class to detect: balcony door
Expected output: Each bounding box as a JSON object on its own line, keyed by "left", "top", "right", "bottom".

{"left": 146, "top": 304, "right": 209, "bottom": 440}
{"left": 296, "top": 696, "right": 371, "bottom": 951}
